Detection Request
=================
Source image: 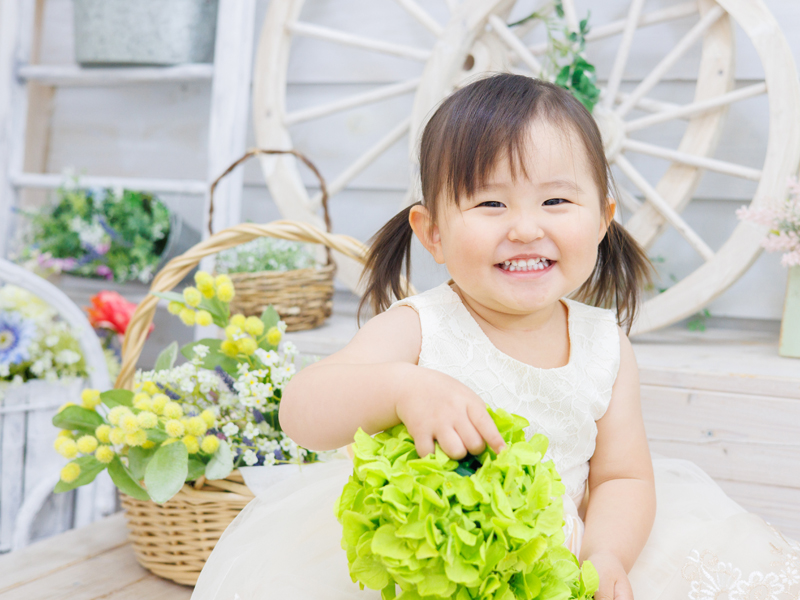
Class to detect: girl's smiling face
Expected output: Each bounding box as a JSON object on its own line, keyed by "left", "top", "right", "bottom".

{"left": 412, "top": 119, "right": 612, "bottom": 322}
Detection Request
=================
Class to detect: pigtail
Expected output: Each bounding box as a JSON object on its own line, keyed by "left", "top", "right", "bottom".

{"left": 575, "top": 220, "right": 653, "bottom": 333}
{"left": 357, "top": 203, "right": 419, "bottom": 323}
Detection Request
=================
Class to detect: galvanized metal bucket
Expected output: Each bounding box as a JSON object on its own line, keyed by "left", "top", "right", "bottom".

{"left": 73, "top": 0, "right": 218, "bottom": 66}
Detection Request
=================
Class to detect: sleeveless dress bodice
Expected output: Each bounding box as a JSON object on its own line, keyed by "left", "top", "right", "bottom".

{"left": 392, "top": 282, "right": 620, "bottom": 506}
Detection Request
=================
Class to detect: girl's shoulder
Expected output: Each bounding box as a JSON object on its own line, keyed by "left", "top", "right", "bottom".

{"left": 389, "top": 282, "right": 457, "bottom": 313}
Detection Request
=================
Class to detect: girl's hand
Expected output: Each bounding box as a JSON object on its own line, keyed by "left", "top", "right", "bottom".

{"left": 395, "top": 367, "right": 506, "bottom": 459}
{"left": 586, "top": 552, "right": 634, "bottom": 600}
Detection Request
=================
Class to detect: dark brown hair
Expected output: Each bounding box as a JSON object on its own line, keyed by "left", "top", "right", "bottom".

{"left": 359, "top": 73, "right": 651, "bottom": 331}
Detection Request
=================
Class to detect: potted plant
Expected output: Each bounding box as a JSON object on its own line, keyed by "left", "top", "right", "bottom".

{"left": 738, "top": 178, "right": 800, "bottom": 358}
{"left": 216, "top": 236, "right": 336, "bottom": 331}
{"left": 73, "top": 0, "right": 218, "bottom": 66}
{"left": 18, "top": 183, "right": 197, "bottom": 285}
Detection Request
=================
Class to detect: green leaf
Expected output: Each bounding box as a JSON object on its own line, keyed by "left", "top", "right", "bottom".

{"left": 187, "top": 458, "right": 207, "bottom": 482}
{"left": 107, "top": 456, "right": 150, "bottom": 501}
{"left": 581, "top": 560, "right": 600, "bottom": 597}
{"left": 180, "top": 339, "right": 239, "bottom": 376}
{"left": 127, "top": 445, "right": 156, "bottom": 481}
{"left": 260, "top": 306, "right": 280, "bottom": 331}
{"left": 100, "top": 389, "right": 133, "bottom": 408}
{"left": 54, "top": 456, "right": 107, "bottom": 493}
{"left": 154, "top": 341, "right": 178, "bottom": 371}
{"left": 144, "top": 442, "right": 188, "bottom": 504}
{"left": 205, "top": 440, "right": 233, "bottom": 480}
{"left": 52, "top": 406, "right": 105, "bottom": 434}
{"left": 151, "top": 291, "right": 186, "bottom": 304}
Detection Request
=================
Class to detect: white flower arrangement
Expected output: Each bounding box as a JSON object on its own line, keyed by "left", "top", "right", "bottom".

{"left": 0, "top": 285, "right": 89, "bottom": 395}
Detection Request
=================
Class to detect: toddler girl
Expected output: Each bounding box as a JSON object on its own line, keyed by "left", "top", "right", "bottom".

{"left": 192, "top": 74, "right": 799, "bottom": 600}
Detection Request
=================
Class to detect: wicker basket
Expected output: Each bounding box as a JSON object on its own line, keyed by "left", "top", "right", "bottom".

{"left": 119, "top": 473, "right": 254, "bottom": 586}
{"left": 209, "top": 149, "right": 335, "bottom": 331}
{"left": 115, "top": 210, "right": 376, "bottom": 585}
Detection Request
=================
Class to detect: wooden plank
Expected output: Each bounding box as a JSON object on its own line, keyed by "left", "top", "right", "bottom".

{"left": 641, "top": 385, "right": 800, "bottom": 444}
{"left": 17, "top": 64, "right": 214, "bottom": 86}
{"left": 0, "top": 385, "right": 27, "bottom": 553}
{"left": 11, "top": 172, "right": 207, "bottom": 194}
{"left": 0, "top": 513, "right": 129, "bottom": 594}
{"left": 715, "top": 478, "right": 800, "bottom": 541}
{"left": 647, "top": 439, "right": 799, "bottom": 489}
{"left": 0, "top": 545, "right": 145, "bottom": 600}
{"left": 100, "top": 574, "right": 192, "bottom": 600}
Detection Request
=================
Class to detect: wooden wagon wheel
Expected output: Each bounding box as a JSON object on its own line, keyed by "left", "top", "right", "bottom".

{"left": 253, "top": 0, "right": 800, "bottom": 333}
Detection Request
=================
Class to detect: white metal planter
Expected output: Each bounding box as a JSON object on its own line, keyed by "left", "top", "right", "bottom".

{"left": 73, "top": 0, "right": 219, "bottom": 66}
{"left": 0, "top": 260, "right": 115, "bottom": 553}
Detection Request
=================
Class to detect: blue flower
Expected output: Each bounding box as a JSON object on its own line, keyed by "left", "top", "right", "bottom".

{"left": 0, "top": 311, "right": 37, "bottom": 366}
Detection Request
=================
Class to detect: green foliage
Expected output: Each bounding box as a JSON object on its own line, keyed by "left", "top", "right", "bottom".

{"left": 145, "top": 441, "right": 189, "bottom": 504}
{"left": 54, "top": 456, "right": 106, "bottom": 493}
{"left": 21, "top": 184, "right": 171, "bottom": 283}
{"left": 687, "top": 309, "right": 711, "bottom": 332}
{"left": 215, "top": 237, "right": 316, "bottom": 274}
{"left": 336, "top": 407, "right": 599, "bottom": 600}
{"left": 205, "top": 441, "right": 234, "bottom": 481}
{"left": 108, "top": 456, "right": 150, "bottom": 501}
{"left": 510, "top": 1, "right": 600, "bottom": 112}
{"left": 100, "top": 389, "right": 133, "bottom": 408}
{"left": 52, "top": 405, "right": 105, "bottom": 435}
{"left": 154, "top": 342, "right": 178, "bottom": 372}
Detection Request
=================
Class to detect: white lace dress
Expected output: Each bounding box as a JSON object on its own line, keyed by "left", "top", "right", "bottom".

{"left": 192, "top": 283, "right": 800, "bottom": 600}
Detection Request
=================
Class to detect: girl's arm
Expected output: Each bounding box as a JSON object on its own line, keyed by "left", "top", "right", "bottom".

{"left": 279, "top": 306, "right": 505, "bottom": 458}
{"left": 580, "top": 329, "right": 656, "bottom": 600}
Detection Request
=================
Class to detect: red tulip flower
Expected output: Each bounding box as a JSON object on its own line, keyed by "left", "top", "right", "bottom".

{"left": 86, "top": 291, "right": 153, "bottom": 337}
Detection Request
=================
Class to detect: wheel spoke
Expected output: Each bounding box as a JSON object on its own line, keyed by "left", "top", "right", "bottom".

{"left": 527, "top": 1, "right": 699, "bottom": 56}
{"left": 624, "top": 82, "right": 767, "bottom": 132}
{"left": 614, "top": 155, "right": 715, "bottom": 261}
{"left": 560, "top": 0, "right": 580, "bottom": 32}
{"left": 288, "top": 21, "right": 431, "bottom": 61}
{"left": 613, "top": 91, "right": 680, "bottom": 114}
{"left": 285, "top": 78, "right": 420, "bottom": 126}
{"left": 622, "top": 139, "right": 762, "bottom": 181}
{"left": 393, "top": 0, "right": 443, "bottom": 37}
{"left": 585, "top": 2, "right": 699, "bottom": 43}
{"left": 615, "top": 5, "right": 725, "bottom": 118}
{"left": 488, "top": 15, "right": 542, "bottom": 76}
{"left": 602, "top": 0, "right": 646, "bottom": 110}
{"left": 310, "top": 117, "right": 411, "bottom": 208}
{"left": 616, "top": 185, "right": 643, "bottom": 212}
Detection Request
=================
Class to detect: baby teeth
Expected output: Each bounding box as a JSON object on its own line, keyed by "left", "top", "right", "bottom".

{"left": 500, "top": 258, "right": 551, "bottom": 272}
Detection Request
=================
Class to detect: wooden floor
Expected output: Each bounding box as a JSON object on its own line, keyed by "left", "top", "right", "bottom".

{"left": 0, "top": 513, "right": 190, "bottom": 600}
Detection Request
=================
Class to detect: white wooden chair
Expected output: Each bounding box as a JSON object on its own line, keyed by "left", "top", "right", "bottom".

{"left": 0, "top": 259, "right": 116, "bottom": 553}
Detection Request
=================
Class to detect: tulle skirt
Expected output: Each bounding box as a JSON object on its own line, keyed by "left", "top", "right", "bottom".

{"left": 191, "top": 456, "right": 799, "bottom": 600}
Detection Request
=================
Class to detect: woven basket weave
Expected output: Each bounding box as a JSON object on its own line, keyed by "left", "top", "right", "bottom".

{"left": 209, "top": 149, "right": 335, "bottom": 331}
{"left": 114, "top": 203, "right": 379, "bottom": 586}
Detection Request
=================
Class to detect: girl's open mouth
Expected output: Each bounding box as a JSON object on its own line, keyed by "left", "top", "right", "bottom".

{"left": 496, "top": 258, "right": 554, "bottom": 273}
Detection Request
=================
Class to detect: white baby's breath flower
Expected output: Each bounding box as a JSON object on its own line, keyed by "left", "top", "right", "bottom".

{"left": 222, "top": 422, "right": 239, "bottom": 437}
{"left": 242, "top": 449, "right": 258, "bottom": 466}
{"left": 45, "top": 335, "right": 59, "bottom": 347}
{"left": 55, "top": 349, "right": 81, "bottom": 365}
{"left": 193, "top": 344, "right": 210, "bottom": 359}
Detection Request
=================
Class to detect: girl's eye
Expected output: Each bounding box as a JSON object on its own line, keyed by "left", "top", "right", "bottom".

{"left": 479, "top": 201, "right": 505, "bottom": 208}
{"left": 543, "top": 198, "right": 569, "bottom": 206}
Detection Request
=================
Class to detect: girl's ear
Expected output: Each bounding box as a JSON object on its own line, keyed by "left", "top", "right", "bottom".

{"left": 409, "top": 204, "right": 445, "bottom": 264}
{"left": 599, "top": 197, "right": 617, "bottom": 242}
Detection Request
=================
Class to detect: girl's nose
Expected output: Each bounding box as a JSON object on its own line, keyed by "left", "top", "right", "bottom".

{"left": 507, "top": 213, "right": 545, "bottom": 243}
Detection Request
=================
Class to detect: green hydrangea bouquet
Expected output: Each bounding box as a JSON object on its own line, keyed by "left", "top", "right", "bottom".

{"left": 336, "top": 407, "right": 599, "bottom": 600}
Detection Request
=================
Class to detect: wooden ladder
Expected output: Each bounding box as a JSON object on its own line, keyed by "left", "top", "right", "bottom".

{"left": 0, "top": 0, "right": 257, "bottom": 256}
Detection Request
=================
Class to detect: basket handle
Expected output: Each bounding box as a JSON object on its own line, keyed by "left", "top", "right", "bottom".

{"left": 207, "top": 148, "right": 332, "bottom": 237}
{"left": 115, "top": 221, "right": 369, "bottom": 390}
